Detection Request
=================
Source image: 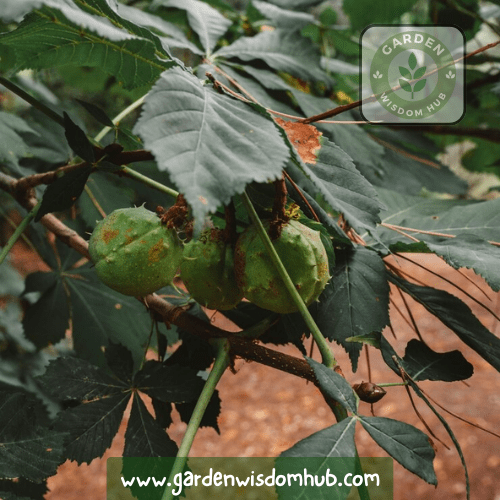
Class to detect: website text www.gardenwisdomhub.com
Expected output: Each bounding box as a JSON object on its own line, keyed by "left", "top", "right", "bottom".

{"left": 120, "top": 467, "right": 380, "bottom": 496}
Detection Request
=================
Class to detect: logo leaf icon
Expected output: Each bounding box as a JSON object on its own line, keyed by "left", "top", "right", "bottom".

{"left": 414, "top": 66, "right": 426, "bottom": 79}
{"left": 399, "top": 79, "right": 412, "bottom": 93}
{"left": 408, "top": 52, "right": 417, "bottom": 70}
{"left": 399, "top": 66, "right": 412, "bottom": 79}
{"left": 413, "top": 79, "right": 427, "bottom": 93}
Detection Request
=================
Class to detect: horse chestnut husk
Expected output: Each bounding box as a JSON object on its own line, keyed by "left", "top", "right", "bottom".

{"left": 88, "top": 207, "right": 183, "bottom": 296}
{"left": 180, "top": 229, "right": 243, "bottom": 310}
{"left": 234, "top": 220, "right": 330, "bottom": 314}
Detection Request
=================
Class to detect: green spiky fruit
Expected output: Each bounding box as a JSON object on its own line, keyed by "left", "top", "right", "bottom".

{"left": 234, "top": 220, "right": 330, "bottom": 314}
{"left": 180, "top": 229, "right": 243, "bottom": 310}
{"left": 88, "top": 207, "right": 183, "bottom": 296}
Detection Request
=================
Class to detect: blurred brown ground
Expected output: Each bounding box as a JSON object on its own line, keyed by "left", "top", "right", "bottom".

{"left": 6, "top": 239, "right": 500, "bottom": 500}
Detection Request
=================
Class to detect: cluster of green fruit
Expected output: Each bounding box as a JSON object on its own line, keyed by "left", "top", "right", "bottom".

{"left": 89, "top": 207, "right": 330, "bottom": 314}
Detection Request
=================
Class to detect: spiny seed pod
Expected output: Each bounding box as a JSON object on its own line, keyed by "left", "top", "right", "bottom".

{"left": 180, "top": 229, "right": 243, "bottom": 310}
{"left": 89, "top": 207, "right": 183, "bottom": 296}
{"left": 234, "top": 220, "right": 330, "bottom": 314}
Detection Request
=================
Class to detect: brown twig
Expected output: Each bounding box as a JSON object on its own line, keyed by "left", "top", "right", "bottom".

{"left": 298, "top": 39, "right": 500, "bottom": 125}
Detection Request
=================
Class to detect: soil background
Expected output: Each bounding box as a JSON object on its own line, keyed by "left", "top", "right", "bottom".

{"left": 6, "top": 240, "right": 500, "bottom": 500}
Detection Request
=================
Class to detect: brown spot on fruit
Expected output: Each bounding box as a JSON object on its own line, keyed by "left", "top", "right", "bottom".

{"left": 148, "top": 239, "right": 164, "bottom": 263}
{"left": 102, "top": 229, "right": 119, "bottom": 244}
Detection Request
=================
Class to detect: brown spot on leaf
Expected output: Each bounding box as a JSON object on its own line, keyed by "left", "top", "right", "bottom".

{"left": 275, "top": 118, "right": 322, "bottom": 165}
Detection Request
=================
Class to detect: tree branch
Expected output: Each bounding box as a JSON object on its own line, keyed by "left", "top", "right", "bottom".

{"left": 0, "top": 168, "right": 320, "bottom": 383}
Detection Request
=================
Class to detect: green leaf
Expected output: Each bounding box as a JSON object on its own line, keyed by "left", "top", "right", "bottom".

{"left": 280, "top": 417, "right": 357, "bottom": 457}
{"left": 39, "top": 356, "right": 129, "bottom": 400}
{"left": 408, "top": 52, "right": 417, "bottom": 70}
{"left": 54, "top": 392, "right": 130, "bottom": 464}
{"left": 414, "top": 66, "right": 426, "bottom": 79}
{"left": 35, "top": 164, "right": 92, "bottom": 221}
{"left": 63, "top": 112, "right": 95, "bottom": 162}
{"left": 76, "top": 99, "right": 114, "bottom": 127}
{"left": 22, "top": 275, "right": 70, "bottom": 349}
{"left": 77, "top": 172, "right": 135, "bottom": 228}
{"left": 359, "top": 416, "right": 436, "bottom": 484}
{"left": 176, "top": 391, "right": 221, "bottom": 432}
{"left": 153, "top": 0, "right": 231, "bottom": 54}
{"left": 214, "top": 29, "right": 330, "bottom": 83}
{"left": 65, "top": 267, "right": 155, "bottom": 368}
{"left": 0, "top": 391, "right": 65, "bottom": 481}
{"left": 134, "top": 67, "right": 289, "bottom": 224}
{"left": 135, "top": 360, "right": 205, "bottom": 404}
{"left": 413, "top": 79, "right": 427, "bottom": 93}
{"left": 316, "top": 247, "right": 390, "bottom": 372}
{"left": 252, "top": 1, "right": 315, "bottom": 29}
{"left": 0, "top": 478, "right": 48, "bottom": 500}
{"left": 401, "top": 339, "right": 474, "bottom": 382}
{"left": 399, "top": 66, "right": 411, "bottom": 79}
{"left": 105, "top": 342, "right": 135, "bottom": 384}
{"left": 0, "top": 112, "right": 37, "bottom": 172}
{"left": 291, "top": 91, "right": 466, "bottom": 197}
{"left": 399, "top": 78, "right": 412, "bottom": 93}
{"left": 306, "top": 357, "right": 357, "bottom": 413}
{"left": 117, "top": 2, "right": 203, "bottom": 55}
{"left": 300, "top": 137, "right": 383, "bottom": 232}
{"left": 0, "top": 3, "right": 172, "bottom": 89}
{"left": 367, "top": 189, "right": 500, "bottom": 247}
{"left": 425, "top": 233, "right": 500, "bottom": 292}
{"left": 343, "top": 0, "right": 418, "bottom": 30}
{"left": 124, "top": 393, "right": 178, "bottom": 457}
{"left": 389, "top": 273, "right": 500, "bottom": 372}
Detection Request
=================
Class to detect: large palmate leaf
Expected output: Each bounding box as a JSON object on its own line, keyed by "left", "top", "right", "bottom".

{"left": 359, "top": 416, "right": 436, "bottom": 485}
{"left": 280, "top": 417, "right": 357, "bottom": 457}
{"left": 54, "top": 393, "right": 130, "bottom": 463}
{"left": 389, "top": 273, "right": 500, "bottom": 372}
{"left": 0, "top": 0, "right": 174, "bottom": 89}
{"left": 214, "top": 29, "right": 330, "bottom": 83}
{"left": 0, "top": 392, "right": 65, "bottom": 481}
{"left": 65, "top": 266, "right": 157, "bottom": 368}
{"left": 316, "top": 247, "right": 390, "bottom": 372}
{"left": 124, "top": 393, "right": 178, "bottom": 457}
{"left": 40, "top": 356, "right": 129, "bottom": 400}
{"left": 153, "top": 0, "right": 232, "bottom": 55}
{"left": 134, "top": 67, "right": 289, "bottom": 224}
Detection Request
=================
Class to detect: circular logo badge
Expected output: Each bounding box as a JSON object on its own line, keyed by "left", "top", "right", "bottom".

{"left": 370, "top": 31, "right": 456, "bottom": 120}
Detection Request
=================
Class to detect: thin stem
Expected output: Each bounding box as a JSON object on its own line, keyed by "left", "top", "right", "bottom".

{"left": 94, "top": 94, "right": 147, "bottom": 142}
{"left": 122, "top": 166, "right": 179, "bottom": 198}
{"left": 0, "top": 77, "right": 65, "bottom": 127}
{"left": 240, "top": 190, "right": 336, "bottom": 369}
{"left": 0, "top": 201, "right": 41, "bottom": 266}
{"left": 354, "top": 452, "right": 372, "bottom": 500}
{"left": 162, "top": 338, "right": 230, "bottom": 500}
{"left": 377, "top": 382, "right": 408, "bottom": 387}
